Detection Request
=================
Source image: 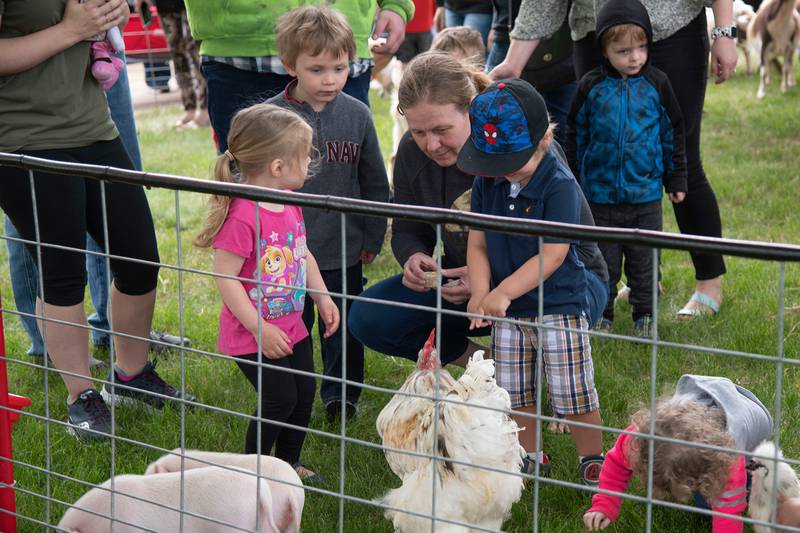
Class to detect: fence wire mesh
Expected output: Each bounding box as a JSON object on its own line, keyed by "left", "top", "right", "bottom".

{"left": 1, "top": 154, "right": 799, "bottom": 532}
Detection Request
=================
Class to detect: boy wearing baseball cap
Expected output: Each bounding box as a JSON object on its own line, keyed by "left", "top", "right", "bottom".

{"left": 460, "top": 79, "right": 604, "bottom": 485}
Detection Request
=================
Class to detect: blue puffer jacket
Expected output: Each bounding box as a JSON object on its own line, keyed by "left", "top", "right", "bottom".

{"left": 566, "top": 65, "right": 687, "bottom": 205}
{"left": 564, "top": 0, "right": 687, "bottom": 205}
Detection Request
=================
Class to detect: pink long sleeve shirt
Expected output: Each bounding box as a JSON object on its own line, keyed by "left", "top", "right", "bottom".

{"left": 588, "top": 426, "right": 748, "bottom": 532}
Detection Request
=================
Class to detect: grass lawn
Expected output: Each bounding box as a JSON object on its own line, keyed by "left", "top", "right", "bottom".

{"left": 2, "top": 67, "right": 800, "bottom": 532}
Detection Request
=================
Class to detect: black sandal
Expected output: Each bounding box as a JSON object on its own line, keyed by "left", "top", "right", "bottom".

{"left": 292, "top": 461, "right": 327, "bottom": 485}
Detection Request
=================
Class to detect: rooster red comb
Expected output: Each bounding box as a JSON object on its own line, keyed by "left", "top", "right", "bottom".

{"left": 417, "top": 328, "right": 438, "bottom": 370}
{"left": 423, "top": 328, "right": 436, "bottom": 357}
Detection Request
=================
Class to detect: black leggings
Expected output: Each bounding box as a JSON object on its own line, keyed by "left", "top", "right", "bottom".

{"left": 0, "top": 138, "right": 160, "bottom": 305}
{"left": 235, "top": 336, "right": 315, "bottom": 465}
{"left": 574, "top": 10, "right": 726, "bottom": 281}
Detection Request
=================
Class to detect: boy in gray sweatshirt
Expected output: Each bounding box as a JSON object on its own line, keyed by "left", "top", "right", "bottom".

{"left": 268, "top": 6, "right": 390, "bottom": 420}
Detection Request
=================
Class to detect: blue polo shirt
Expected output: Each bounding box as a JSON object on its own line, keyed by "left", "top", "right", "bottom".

{"left": 471, "top": 150, "right": 589, "bottom": 318}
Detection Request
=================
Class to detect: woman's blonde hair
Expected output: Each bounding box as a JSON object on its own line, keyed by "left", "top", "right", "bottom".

{"left": 397, "top": 51, "right": 492, "bottom": 116}
{"left": 194, "top": 103, "right": 313, "bottom": 248}
{"left": 628, "top": 397, "right": 736, "bottom": 503}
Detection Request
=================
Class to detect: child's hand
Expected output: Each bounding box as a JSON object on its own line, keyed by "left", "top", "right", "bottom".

{"left": 583, "top": 511, "right": 611, "bottom": 531}
{"left": 481, "top": 288, "right": 512, "bottom": 318}
{"left": 467, "top": 295, "right": 491, "bottom": 330}
{"left": 258, "top": 322, "right": 293, "bottom": 359}
{"left": 360, "top": 250, "right": 378, "bottom": 265}
{"left": 316, "top": 296, "right": 341, "bottom": 338}
{"left": 668, "top": 192, "right": 686, "bottom": 203}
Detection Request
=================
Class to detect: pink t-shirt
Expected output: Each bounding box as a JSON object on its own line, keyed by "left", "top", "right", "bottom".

{"left": 213, "top": 198, "right": 309, "bottom": 356}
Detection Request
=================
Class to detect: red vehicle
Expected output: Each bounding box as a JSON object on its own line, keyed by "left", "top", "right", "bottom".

{"left": 123, "top": 4, "right": 171, "bottom": 59}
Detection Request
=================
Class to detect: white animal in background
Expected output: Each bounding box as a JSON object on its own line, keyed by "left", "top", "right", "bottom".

{"left": 57, "top": 466, "right": 286, "bottom": 533}
{"left": 747, "top": 440, "right": 800, "bottom": 533}
{"left": 747, "top": 0, "right": 800, "bottom": 98}
{"left": 145, "top": 449, "right": 304, "bottom": 532}
{"left": 376, "top": 329, "right": 524, "bottom": 532}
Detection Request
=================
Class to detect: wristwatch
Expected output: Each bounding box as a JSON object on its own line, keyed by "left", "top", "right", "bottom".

{"left": 710, "top": 25, "right": 738, "bottom": 40}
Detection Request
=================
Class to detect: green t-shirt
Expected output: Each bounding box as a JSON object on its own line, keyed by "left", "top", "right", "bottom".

{"left": 0, "top": 0, "right": 117, "bottom": 152}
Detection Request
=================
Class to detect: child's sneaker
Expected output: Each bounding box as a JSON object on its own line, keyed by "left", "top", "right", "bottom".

{"left": 579, "top": 455, "right": 605, "bottom": 486}
{"left": 67, "top": 389, "right": 111, "bottom": 441}
{"left": 633, "top": 315, "right": 652, "bottom": 337}
{"left": 101, "top": 360, "right": 195, "bottom": 410}
{"left": 521, "top": 453, "right": 551, "bottom": 477}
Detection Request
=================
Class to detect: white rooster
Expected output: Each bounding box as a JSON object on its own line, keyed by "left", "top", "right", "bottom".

{"left": 748, "top": 440, "right": 800, "bottom": 533}
{"left": 376, "top": 329, "right": 524, "bottom": 532}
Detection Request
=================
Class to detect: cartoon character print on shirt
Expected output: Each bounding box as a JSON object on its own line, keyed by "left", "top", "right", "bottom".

{"left": 248, "top": 218, "right": 308, "bottom": 320}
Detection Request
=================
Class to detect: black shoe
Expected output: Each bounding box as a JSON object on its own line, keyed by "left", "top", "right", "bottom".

{"left": 521, "top": 453, "right": 551, "bottom": 477}
{"left": 292, "top": 462, "right": 327, "bottom": 485}
{"left": 101, "top": 360, "right": 195, "bottom": 410}
{"left": 149, "top": 330, "right": 191, "bottom": 354}
{"left": 325, "top": 400, "right": 356, "bottom": 422}
{"left": 579, "top": 455, "right": 605, "bottom": 486}
{"left": 67, "top": 389, "right": 111, "bottom": 441}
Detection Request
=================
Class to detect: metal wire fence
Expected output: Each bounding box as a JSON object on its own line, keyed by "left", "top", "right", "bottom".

{"left": 1, "top": 153, "right": 799, "bottom": 532}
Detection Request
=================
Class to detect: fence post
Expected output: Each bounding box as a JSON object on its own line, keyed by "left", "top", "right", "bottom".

{"left": 0, "top": 294, "right": 32, "bottom": 533}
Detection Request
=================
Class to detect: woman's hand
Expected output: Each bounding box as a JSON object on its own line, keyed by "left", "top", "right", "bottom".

{"left": 257, "top": 322, "right": 293, "bottom": 359}
{"left": 440, "top": 266, "right": 472, "bottom": 305}
{"left": 61, "top": 0, "right": 128, "bottom": 42}
{"left": 315, "top": 295, "right": 341, "bottom": 338}
{"left": 710, "top": 36, "right": 738, "bottom": 84}
{"left": 583, "top": 511, "right": 611, "bottom": 531}
{"left": 402, "top": 252, "right": 439, "bottom": 292}
{"left": 489, "top": 59, "right": 523, "bottom": 81}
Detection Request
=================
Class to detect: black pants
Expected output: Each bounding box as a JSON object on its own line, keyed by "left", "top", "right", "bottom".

{"left": 0, "top": 138, "right": 159, "bottom": 305}
{"left": 592, "top": 201, "right": 662, "bottom": 322}
{"left": 574, "top": 10, "right": 726, "bottom": 281}
{"left": 235, "top": 336, "right": 315, "bottom": 465}
{"left": 302, "top": 264, "right": 364, "bottom": 406}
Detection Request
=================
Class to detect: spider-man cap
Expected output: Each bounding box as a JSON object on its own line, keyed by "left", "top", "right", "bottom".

{"left": 457, "top": 79, "right": 549, "bottom": 177}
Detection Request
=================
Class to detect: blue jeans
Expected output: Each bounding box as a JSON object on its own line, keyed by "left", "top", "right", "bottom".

{"left": 348, "top": 274, "right": 491, "bottom": 365}
{"left": 486, "top": 34, "right": 509, "bottom": 71}
{"left": 444, "top": 9, "right": 493, "bottom": 44}
{"left": 5, "top": 55, "right": 141, "bottom": 353}
{"left": 202, "top": 61, "right": 372, "bottom": 153}
{"left": 542, "top": 82, "right": 577, "bottom": 148}
{"left": 144, "top": 60, "right": 171, "bottom": 89}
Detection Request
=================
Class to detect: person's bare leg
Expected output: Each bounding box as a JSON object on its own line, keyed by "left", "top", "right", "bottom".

{"left": 514, "top": 405, "right": 542, "bottom": 453}
{"left": 565, "top": 410, "right": 603, "bottom": 456}
{"left": 110, "top": 285, "right": 155, "bottom": 377}
{"left": 37, "top": 300, "right": 93, "bottom": 403}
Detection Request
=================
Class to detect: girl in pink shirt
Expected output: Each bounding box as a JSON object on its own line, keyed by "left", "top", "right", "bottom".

{"left": 584, "top": 375, "right": 774, "bottom": 533}
{"left": 195, "top": 103, "right": 340, "bottom": 484}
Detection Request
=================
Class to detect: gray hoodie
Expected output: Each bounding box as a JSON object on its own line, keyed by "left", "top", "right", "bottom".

{"left": 268, "top": 84, "right": 390, "bottom": 271}
{"left": 674, "top": 374, "right": 773, "bottom": 452}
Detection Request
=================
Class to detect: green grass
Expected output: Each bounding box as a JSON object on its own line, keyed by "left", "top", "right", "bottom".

{"left": 2, "top": 67, "right": 800, "bottom": 532}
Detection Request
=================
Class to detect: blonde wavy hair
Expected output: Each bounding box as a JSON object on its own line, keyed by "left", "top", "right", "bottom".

{"left": 193, "top": 104, "right": 313, "bottom": 248}
{"left": 628, "top": 396, "right": 736, "bottom": 504}
{"left": 397, "top": 51, "right": 492, "bottom": 116}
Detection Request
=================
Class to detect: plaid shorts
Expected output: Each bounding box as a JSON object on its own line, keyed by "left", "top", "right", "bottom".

{"left": 491, "top": 313, "right": 599, "bottom": 415}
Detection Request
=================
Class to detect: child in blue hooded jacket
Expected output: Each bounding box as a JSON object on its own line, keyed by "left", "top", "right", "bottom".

{"left": 565, "top": 0, "right": 687, "bottom": 334}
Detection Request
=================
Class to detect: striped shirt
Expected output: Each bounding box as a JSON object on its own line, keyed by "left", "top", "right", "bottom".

{"left": 201, "top": 55, "right": 373, "bottom": 78}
